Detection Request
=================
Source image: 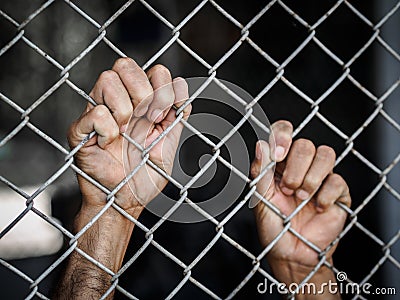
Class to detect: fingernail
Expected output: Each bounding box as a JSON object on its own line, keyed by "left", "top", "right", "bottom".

{"left": 296, "top": 189, "right": 310, "bottom": 200}
{"left": 120, "top": 124, "right": 128, "bottom": 133}
{"left": 275, "top": 146, "right": 285, "bottom": 161}
{"left": 151, "top": 109, "right": 163, "bottom": 123}
{"left": 281, "top": 187, "right": 294, "bottom": 195}
{"left": 255, "top": 141, "right": 262, "bottom": 160}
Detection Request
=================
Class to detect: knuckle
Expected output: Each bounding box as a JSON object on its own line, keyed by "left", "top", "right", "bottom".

{"left": 98, "top": 70, "right": 119, "bottom": 83}
{"left": 303, "top": 176, "right": 320, "bottom": 190}
{"left": 92, "top": 105, "right": 109, "bottom": 118}
{"left": 118, "top": 111, "right": 132, "bottom": 125}
{"left": 329, "top": 173, "right": 345, "bottom": 187}
{"left": 317, "top": 145, "right": 336, "bottom": 160}
{"left": 294, "top": 138, "right": 315, "bottom": 156}
{"left": 318, "top": 198, "right": 329, "bottom": 209}
{"left": 283, "top": 175, "right": 302, "bottom": 188}
{"left": 148, "top": 64, "right": 171, "bottom": 77}
{"left": 114, "top": 57, "right": 136, "bottom": 70}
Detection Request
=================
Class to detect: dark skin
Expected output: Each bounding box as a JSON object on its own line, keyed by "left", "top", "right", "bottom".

{"left": 54, "top": 58, "right": 351, "bottom": 299}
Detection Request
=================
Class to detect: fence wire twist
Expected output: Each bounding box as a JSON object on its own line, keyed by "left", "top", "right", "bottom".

{"left": 0, "top": 0, "right": 399, "bottom": 299}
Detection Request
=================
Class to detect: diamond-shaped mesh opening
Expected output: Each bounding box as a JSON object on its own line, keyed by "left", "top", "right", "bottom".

{"left": 257, "top": 80, "right": 312, "bottom": 124}
{"left": 218, "top": 43, "right": 278, "bottom": 95}
{"left": 249, "top": 4, "right": 310, "bottom": 63}
{"left": 103, "top": 2, "right": 174, "bottom": 65}
{"left": 0, "top": 126, "right": 66, "bottom": 186}
{"left": 0, "top": 262, "right": 34, "bottom": 299}
{"left": 0, "top": 41, "right": 61, "bottom": 107}
{"left": 22, "top": 1, "right": 102, "bottom": 66}
{"left": 334, "top": 153, "right": 377, "bottom": 204}
{"left": 334, "top": 225, "right": 383, "bottom": 281}
{"left": 284, "top": 42, "right": 346, "bottom": 99}
{"left": 153, "top": 42, "right": 209, "bottom": 77}
{"left": 189, "top": 236, "right": 256, "bottom": 296}
{"left": 28, "top": 84, "right": 84, "bottom": 144}
{"left": 316, "top": 4, "right": 375, "bottom": 62}
{"left": 180, "top": 3, "right": 242, "bottom": 65}
{"left": 319, "top": 79, "right": 377, "bottom": 134}
{"left": 116, "top": 244, "right": 185, "bottom": 299}
{"left": 66, "top": 41, "right": 121, "bottom": 90}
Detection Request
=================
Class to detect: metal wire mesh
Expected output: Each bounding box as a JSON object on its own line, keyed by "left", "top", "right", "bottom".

{"left": 0, "top": 0, "right": 399, "bottom": 299}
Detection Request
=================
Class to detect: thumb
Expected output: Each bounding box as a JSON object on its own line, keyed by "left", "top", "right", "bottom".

{"left": 249, "top": 140, "right": 275, "bottom": 208}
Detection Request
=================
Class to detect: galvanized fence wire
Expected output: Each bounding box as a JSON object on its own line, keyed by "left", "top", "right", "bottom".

{"left": 0, "top": 0, "right": 400, "bottom": 299}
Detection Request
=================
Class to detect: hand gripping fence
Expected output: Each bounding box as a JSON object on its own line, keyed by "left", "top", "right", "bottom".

{"left": 0, "top": 1, "right": 399, "bottom": 299}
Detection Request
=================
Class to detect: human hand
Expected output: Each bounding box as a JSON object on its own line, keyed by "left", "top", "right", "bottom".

{"left": 68, "top": 58, "right": 191, "bottom": 214}
{"left": 251, "top": 120, "right": 351, "bottom": 274}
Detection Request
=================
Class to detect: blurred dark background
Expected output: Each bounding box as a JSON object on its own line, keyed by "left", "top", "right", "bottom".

{"left": 0, "top": 0, "right": 399, "bottom": 299}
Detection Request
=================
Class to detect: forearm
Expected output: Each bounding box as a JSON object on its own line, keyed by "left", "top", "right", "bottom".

{"left": 269, "top": 259, "right": 341, "bottom": 299}
{"left": 54, "top": 201, "right": 141, "bottom": 299}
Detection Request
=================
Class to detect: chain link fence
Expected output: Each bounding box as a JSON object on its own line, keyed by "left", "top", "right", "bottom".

{"left": 0, "top": 0, "right": 399, "bottom": 299}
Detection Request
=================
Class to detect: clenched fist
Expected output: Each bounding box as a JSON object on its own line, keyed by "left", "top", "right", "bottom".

{"left": 251, "top": 121, "right": 351, "bottom": 298}
{"left": 68, "top": 58, "right": 191, "bottom": 214}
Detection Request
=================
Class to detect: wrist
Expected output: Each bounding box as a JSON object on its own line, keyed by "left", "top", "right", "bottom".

{"left": 77, "top": 170, "right": 148, "bottom": 213}
{"left": 73, "top": 200, "right": 141, "bottom": 272}
{"left": 79, "top": 183, "right": 145, "bottom": 217}
{"left": 55, "top": 197, "right": 139, "bottom": 299}
{"left": 75, "top": 198, "right": 143, "bottom": 236}
{"left": 268, "top": 256, "right": 333, "bottom": 281}
{"left": 268, "top": 259, "right": 340, "bottom": 299}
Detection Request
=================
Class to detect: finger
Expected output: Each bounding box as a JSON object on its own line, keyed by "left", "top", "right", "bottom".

{"left": 280, "top": 138, "right": 316, "bottom": 196}
{"left": 250, "top": 140, "right": 274, "bottom": 204}
{"left": 146, "top": 64, "right": 175, "bottom": 123}
{"left": 68, "top": 105, "right": 119, "bottom": 149}
{"left": 163, "top": 77, "right": 191, "bottom": 125}
{"left": 112, "top": 57, "right": 153, "bottom": 117}
{"left": 315, "top": 173, "right": 351, "bottom": 213}
{"left": 160, "top": 78, "right": 192, "bottom": 144}
{"left": 89, "top": 70, "right": 133, "bottom": 133}
{"left": 269, "top": 120, "right": 293, "bottom": 162}
{"left": 295, "top": 145, "right": 336, "bottom": 200}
